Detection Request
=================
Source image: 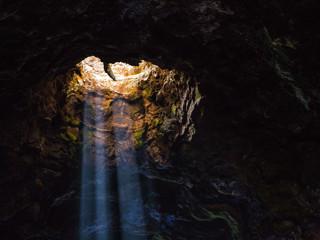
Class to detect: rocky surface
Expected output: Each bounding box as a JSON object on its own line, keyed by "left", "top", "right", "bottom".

{"left": 0, "top": 56, "right": 203, "bottom": 239}
{"left": 67, "top": 56, "right": 200, "bottom": 165}
{"left": 1, "top": 0, "right": 320, "bottom": 239}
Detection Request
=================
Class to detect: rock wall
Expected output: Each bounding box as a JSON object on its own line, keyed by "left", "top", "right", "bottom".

{"left": 1, "top": 0, "right": 320, "bottom": 239}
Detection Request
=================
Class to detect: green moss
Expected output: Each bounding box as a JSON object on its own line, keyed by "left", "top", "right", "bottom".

{"left": 259, "top": 28, "right": 309, "bottom": 110}
{"left": 67, "top": 73, "right": 80, "bottom": 93}
{"left": 67, "top": 131, "right": 78, "bottom": 141}
{"left": 171, "top": 104, "right": 177, "bottom": 115}
{"left": 145, "top": 85, "right": 153, "bottom": 99}
{"left": 195, "top": 85, "right": 201, "bottom": 101}
{"left": 69, "top": 119, "right": 80, "bottom": 126}
{"left": 135, "top": 128, "right": 145, "bottom": 149}
{"left": 135, "top": 139, "right": 143, "bottom": 149}
{"left": 261, "top": 28, "right": 294, "bottom": 67}
{"left": 135, "top": 128, "right": 145, "bottom": 140}
{"left": 154, "top": 118, "right": 160, "bottom": 127}
{"left": 189, "top": 205, "right": 240, "bottom": 240}
{"left": 60, "top": 129, "right": 78, "bottom": 142}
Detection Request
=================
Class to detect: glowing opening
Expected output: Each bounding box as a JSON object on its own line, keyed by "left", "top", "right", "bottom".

{"left": 80, "top": 56, "right": 155, "bottom": 94}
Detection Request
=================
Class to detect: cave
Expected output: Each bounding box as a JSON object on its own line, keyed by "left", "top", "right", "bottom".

{"left": 1, "top": 0, "right": 320, "bottom": 239}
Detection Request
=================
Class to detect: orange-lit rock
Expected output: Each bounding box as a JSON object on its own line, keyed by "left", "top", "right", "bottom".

{"left": 65, "top": 56, "right": 201, "bottom": 164}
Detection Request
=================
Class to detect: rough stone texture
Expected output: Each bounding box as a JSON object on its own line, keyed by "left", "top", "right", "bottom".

{"left": 0, "top": 0, "right": 320, "bottom": 239}
{"left": 0, "top": 56, "right": 202, "bottom": 239}
{"left": 68, "top": 56, "right": 200, "bottom": 165}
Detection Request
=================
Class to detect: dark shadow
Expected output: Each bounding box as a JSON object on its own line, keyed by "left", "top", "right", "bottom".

{"left": 105, "top": 63, "right": 116, "bottom": 81}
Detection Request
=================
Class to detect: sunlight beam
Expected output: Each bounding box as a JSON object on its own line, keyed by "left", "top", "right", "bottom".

{"left": 79, "top": 56, "right": 150, "bottom": 240}
{"left": 112, "top": 98, "right": 147, "bottom": 240}
{"left": 94, "top": 94, "right": 109, "bottom": 240}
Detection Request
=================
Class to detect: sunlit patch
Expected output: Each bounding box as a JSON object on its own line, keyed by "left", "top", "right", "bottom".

{"left": 80, "top": 56, "right": 156, "bottom": 94}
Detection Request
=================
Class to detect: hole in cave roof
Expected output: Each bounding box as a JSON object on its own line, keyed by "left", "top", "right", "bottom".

{"left": 79, "top": 56, "right": 159, "bottom": 93}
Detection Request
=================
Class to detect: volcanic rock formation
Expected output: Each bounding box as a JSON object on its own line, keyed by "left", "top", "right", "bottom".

{"left": 1, "top": 0, "right": 320, "bottom": 239}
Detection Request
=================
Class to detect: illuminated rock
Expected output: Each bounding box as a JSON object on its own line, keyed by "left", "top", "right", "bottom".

{"left": 65, "top": 56, "right": 201, "bottom": 164}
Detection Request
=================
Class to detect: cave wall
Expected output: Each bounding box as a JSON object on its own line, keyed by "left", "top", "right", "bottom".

{"left": 1, "top": 0, "right": 320, "bottom": 239}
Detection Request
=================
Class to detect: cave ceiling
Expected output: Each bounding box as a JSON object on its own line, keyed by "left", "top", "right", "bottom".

{"left": 1, "top": 0, "right": 317, "bottom": 106}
